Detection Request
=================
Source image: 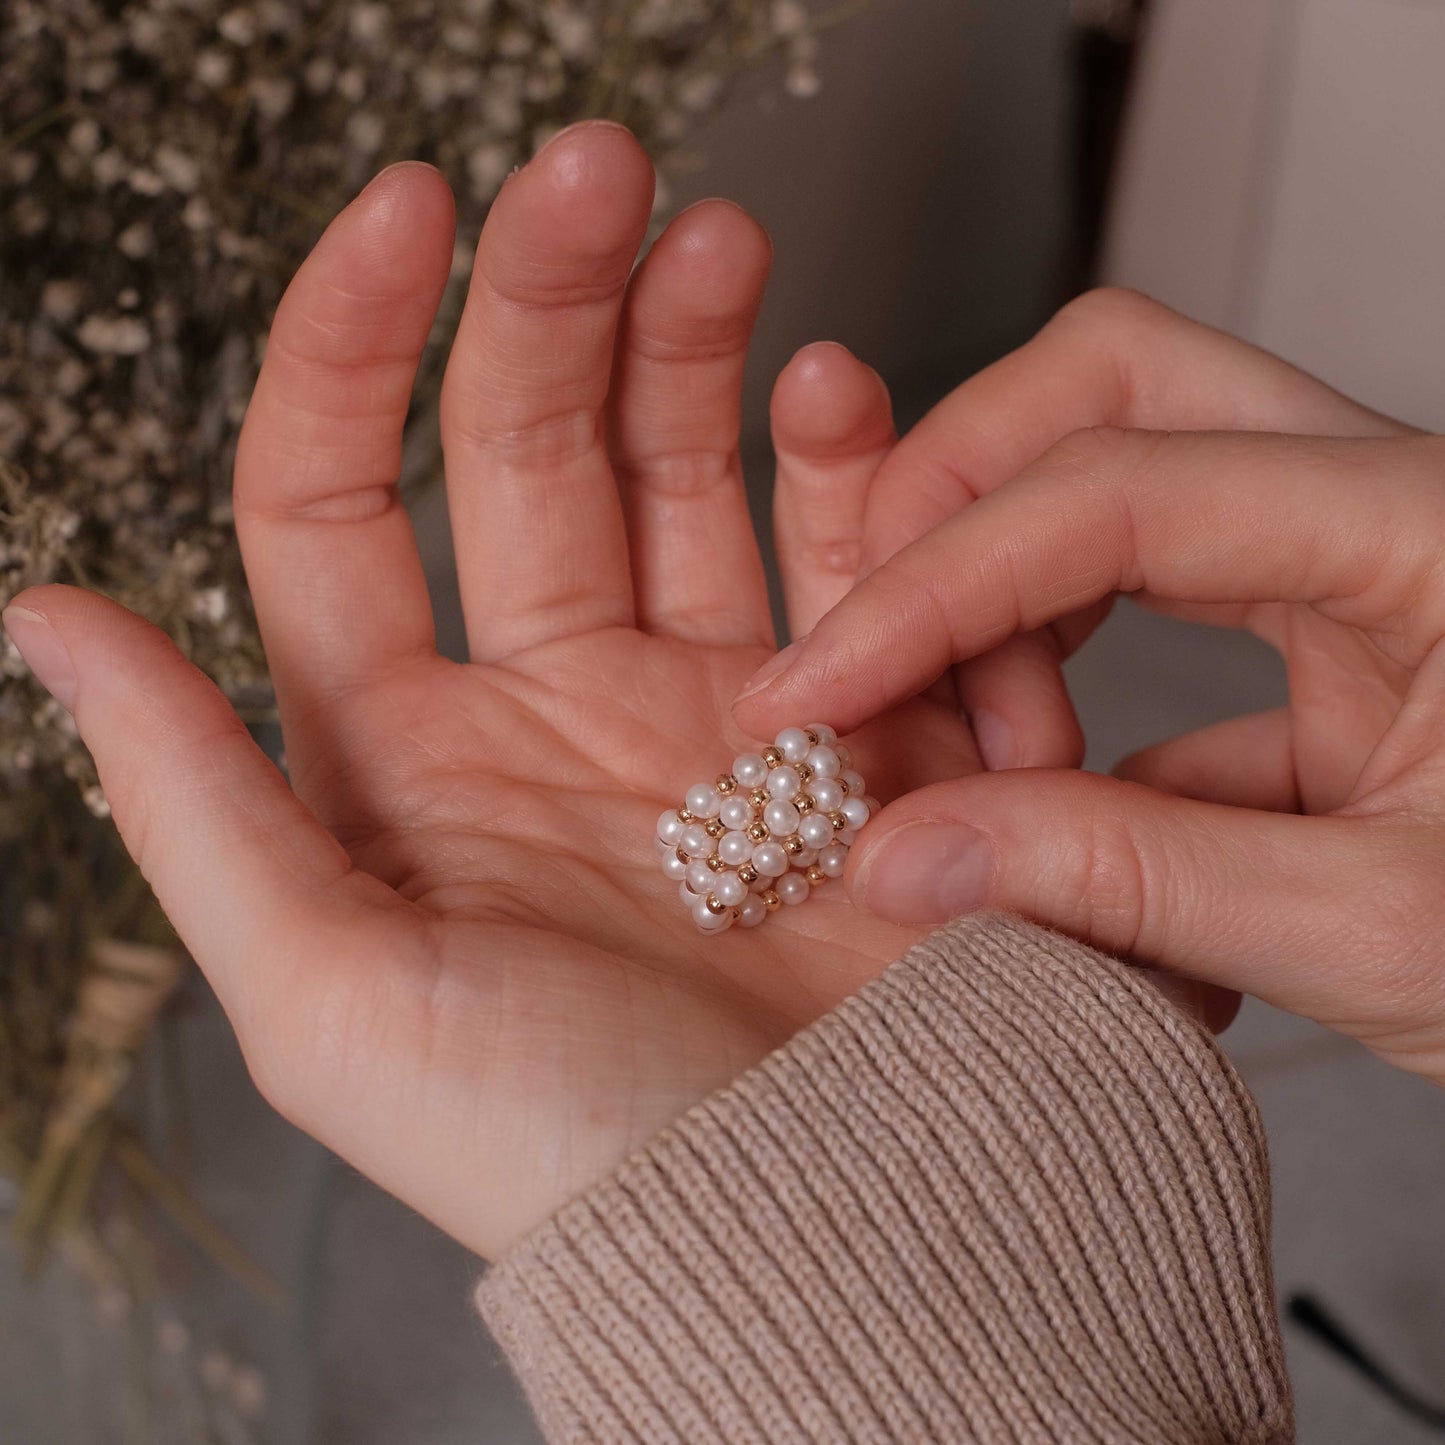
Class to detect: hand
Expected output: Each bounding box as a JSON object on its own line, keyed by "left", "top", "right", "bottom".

{"left": 2, "top": 124, "right": 979, "bottom": 1258}
{"left": 735, "top": 288, "right": 1445, "bottom": 1085}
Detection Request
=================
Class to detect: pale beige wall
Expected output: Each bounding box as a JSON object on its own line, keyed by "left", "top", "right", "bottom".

{"left": 1106, "top": 0, "right": 1445, "bottom": 430}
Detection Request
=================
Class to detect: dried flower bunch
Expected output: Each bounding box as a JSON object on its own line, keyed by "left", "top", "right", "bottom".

{"left": 0, "top": 0, "right": 829, "bottom": 806}
{"left": 0, "top": 0, "right": 840, "bottom": 1317}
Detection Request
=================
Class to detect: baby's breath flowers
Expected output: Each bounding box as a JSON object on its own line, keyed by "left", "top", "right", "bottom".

{"left": 0, "top": 0, "right": 846, "bottom": 1356}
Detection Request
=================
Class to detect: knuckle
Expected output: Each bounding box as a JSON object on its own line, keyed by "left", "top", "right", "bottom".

{"left": 1039, "top": 423, "right": 1154, "bottom": 480}
{"left": 1055, "top": 285, "right": 1177, "bottom": 338}
{"left": 614, "top": 445, "right": 736, "bottom": 499}
{"left": 791, "top": 532, "right": 863, "bottom": 578}
{"left": 1049, "top": 788, "right": 1154, "bottom": 957}
{"left": 442, "top": 395, "right": 599, "bottom": 470}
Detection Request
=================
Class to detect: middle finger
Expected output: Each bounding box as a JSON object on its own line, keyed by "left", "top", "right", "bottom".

{"left": 439, "top": 122, "right": 653, "bottom": 663}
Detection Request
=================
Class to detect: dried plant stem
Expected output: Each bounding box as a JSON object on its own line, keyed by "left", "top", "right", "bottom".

{"left": 112, "top": 1131, "right": 287, "bottom": 1309}
{"left": 13, "top": 939, "right": 185, "bottom": 1262}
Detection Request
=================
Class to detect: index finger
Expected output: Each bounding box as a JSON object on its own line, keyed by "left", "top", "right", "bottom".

{"left": 735, "top": 428, "right": 1445, "bottom": 733}
{"left": 858, "top": 287, "right": 1416, "bottom": 572}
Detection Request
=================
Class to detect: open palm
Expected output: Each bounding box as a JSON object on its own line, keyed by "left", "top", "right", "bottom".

{"left": 16, "top": 125, "right": 977, "bottom": 1258}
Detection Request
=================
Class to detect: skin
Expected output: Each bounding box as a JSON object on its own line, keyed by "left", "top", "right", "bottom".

{"left": 736, "top": 287, "right": 1445, "bottom": 1090}
{"left": 3, "top": 125, "right": 996, "bottom": 1260}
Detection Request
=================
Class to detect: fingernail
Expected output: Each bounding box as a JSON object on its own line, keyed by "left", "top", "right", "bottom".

{"left": 971, "top": 709, "right": 1016, "bottom": 770}
{"left": 855, "top": 821, "right": 993, "bottom": 923}
{"left": 736, "top": 636, "right": 807, "bottom": 703}
{"left": 3, "top": 606, "right": 77, "bottom": 712}
{"left": 532, "top": 118, "right": 633, "bottom": 162}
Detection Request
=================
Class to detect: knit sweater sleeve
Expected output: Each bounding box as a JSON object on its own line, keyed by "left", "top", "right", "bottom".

{"left": 475, "top": 912, "right": 1294, "bottom": 1444}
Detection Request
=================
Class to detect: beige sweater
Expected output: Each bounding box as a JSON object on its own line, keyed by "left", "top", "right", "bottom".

{"left": 478, "top": 913, "right": 1294, "bottom": 1443}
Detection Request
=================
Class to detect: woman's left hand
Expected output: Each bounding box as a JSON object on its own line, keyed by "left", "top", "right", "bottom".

{"left": 5, "top": 124, "right": 982, "bottom": 1259}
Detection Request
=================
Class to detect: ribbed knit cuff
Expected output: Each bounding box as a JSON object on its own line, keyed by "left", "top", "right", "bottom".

{"left": 477, "top": 913, "right": 1293, "bottom": 1444}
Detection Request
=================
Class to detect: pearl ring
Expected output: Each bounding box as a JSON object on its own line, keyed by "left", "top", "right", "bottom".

{"left": 656, "top": 725, "right": 878, "bottom": 933}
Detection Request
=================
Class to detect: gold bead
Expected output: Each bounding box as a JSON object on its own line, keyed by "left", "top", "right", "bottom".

{"left": 805, "top": 864, "right": 827, "bottom": 886}
{"left": 716, "top": 773, "right": 738, "bottom": 795}
{"left": 782, "top": 834, "right": 805, "bottom": 856}
{"left": 746, "top": 821, "right": 768, "bottom": 843}
{"left": 837, "top": 777, "right": 850, "bottom": 795}
{"left": 705, "top": 894, "right": 728, "bottom": 915}
{"left": 762, "top": 745, "right": 784, "bottom": 768}
{"left": 795, "top": 794, "right": 815, "bottom": 814}
{"left": 737, "top": 862, "right": 759, "bottom": 886}
{"left": 677, "top": 807, "right": 695, "bottom": 823}
{"left": 748, "top": 787, "right": 769, "bottom": 809}
{"left": 706, "top": 853, "right": 727, "bottom": 872}
{"left": 804, "top": 728, "right": 820, "bottom": 747}
{"left": 676, "top": 846, "right": 690, "bottom": 864}
{"left": 830, "top": 811, "right": 848, "bottom": 831}
{"left": 761, "top": 888, "right": 781, "bottom": 911}
{"left": 795, "top": 761, "right": 814, "bottom": 785}
{"left": 704, "top": 817, "right": 726, "bottom": 838}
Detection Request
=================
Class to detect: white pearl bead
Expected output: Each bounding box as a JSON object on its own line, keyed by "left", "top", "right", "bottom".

{"left": 713, "top": 872, "right": 746, "bottom": 906}
{"left": 776, "top": 872, "right": 810, "bottom": 905}
{"left": 679, "top": 823, "right": 712, "bottom": 858}
{"left": 840, "top": 769, "right": 866, "bottom": 797}
{"left": 738, "top": 895, "right": 767, "bottom": 927}
{"left": 685, "top": 783, "right": 721, "bottom": 818}
{"left": 837, "top": 828, "right": 857, "bottom": 847}
{"left": 752, "top": 841, "right": 788, "bottom": 877}
{"left": 733, "top": 753, "right": 768, "bottom": 788}
{"left": 719, "top": 796, "right": 753, "bottom": 831}
{"left": 763, "top": 798, "right": 801, "bottom": 835}
{"left": 718, "top": 830, "right": 752, "bottom": 866}
{"left": 796, "top": 847, "right": 819, "bottom": 867}
{"left": 657, "top": 809, "right": 686, "bottom": 845}
{"left": 687, "top": 859, "right": 716, "bottom": 894}
{"left": 804, "top": 745, "right": 840, "bottom": 778}
{"left": 834, "top": 744, "right": 852, "bottom": 768}
{"left": 819, "top": 842, "right": 848, "bottom": 877}
{"left": 841, "top": 797, "right": 870, "bottom": 830}
{"left": 863, "top": 795, "right": 882, "bottom": 815}
{"left": 809, "top": 778, "right": 844, "bottom": 813}
{"left": 775, "top": 727, "right": 811, "bottom": 763}
{"left": 680, "top": 881, "right": 698, "bottom": 906}
{"left": 662, "top": 852, "right": 689, "bottom": 882}
{"left": 695, "top": 899, "right": 732, "bottom": 932}
{"left": 806, "top": 722, "right": 837, "bottom": 745}
{"left": 767, "top": 765, "right": 801, "bottom": 799}
{"left": 798, "top": 813, "right": 834, "bottom": 849}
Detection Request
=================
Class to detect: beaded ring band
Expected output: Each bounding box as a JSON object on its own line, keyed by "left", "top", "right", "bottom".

{"left": 656, "top": 725, "right": 878, "bottom": 934}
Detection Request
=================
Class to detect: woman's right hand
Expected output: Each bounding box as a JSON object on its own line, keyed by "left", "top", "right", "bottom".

{"left": 737, "top": 290, "right": 1445, "bottom": 1087}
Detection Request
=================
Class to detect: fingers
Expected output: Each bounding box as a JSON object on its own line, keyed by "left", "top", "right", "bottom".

{"left": 608, "top": 198, "right": 774, "bottom": 646}
{"left": 234, "top": 162, "right": 452, "bottom": 750}
{"left": 845, "top": 766, "right": 1445, "bottom": 1078}
{"left": 2, "top": 588, "right": 401, "bottom": 1040}
{"left": 857, "top": 286, "right": 1416, "bottom": 573}
{"left": 770, "top": 342, "right": 895, "bottom": 639}
{"left": 439, "top": 121, "right": 654, "bottom": 661}
{"left": 956, "top": 629, "right": 1088, "bottom": 771}
{"left": 1113, "top": 709, "right": 1300, "bottom": 812}
{"left": 735, "top": 429, "right": 1445, "bottom": 735}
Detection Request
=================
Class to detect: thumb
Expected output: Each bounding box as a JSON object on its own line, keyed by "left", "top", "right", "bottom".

{"left": 1, "top": 585, "right": 398, "bottom": 1038}
{"left": 847, "top": 767, "right": 1430, "bottom": 1025}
